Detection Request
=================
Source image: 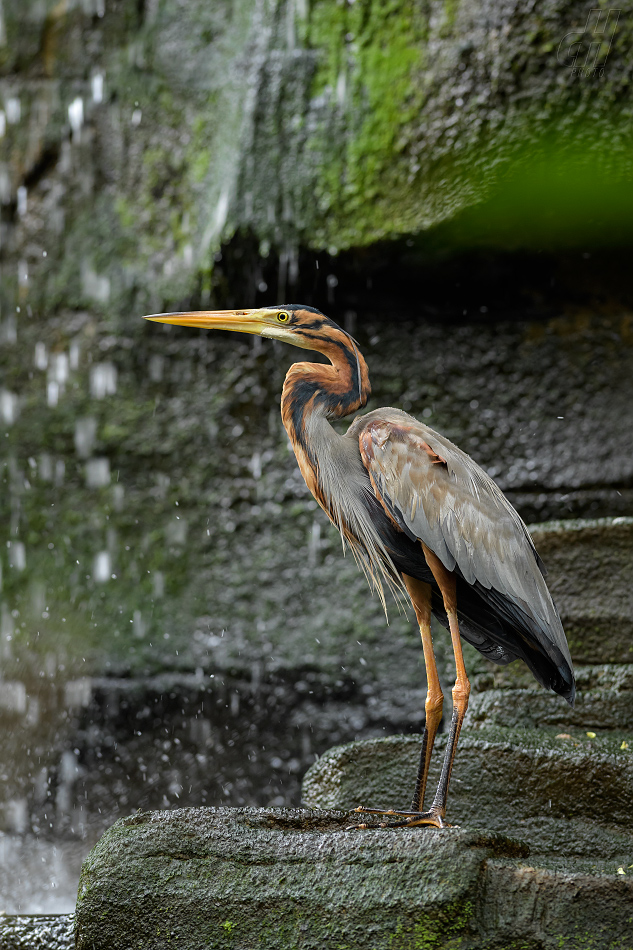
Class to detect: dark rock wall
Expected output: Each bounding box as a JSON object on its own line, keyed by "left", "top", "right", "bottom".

{"left": 1, "top": 0, "right": 633, "bottom": 914}
{"left": 2, "top": 0, "right": 633, "bottom": 316}
{"left": 1, "top": 310, "right": 631, "bottom": 685}
{"left": 73, "top": 806, "right": 633, "bottom": 950}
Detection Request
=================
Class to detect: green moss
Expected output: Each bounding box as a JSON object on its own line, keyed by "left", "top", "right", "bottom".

{"left": 437, "top": 0, "right": 460, "bottom": 38}
{"left": 304, "top": 0, "right": 428, "bottom": 245}
{"left": 5, "top": 0, "right": 633, "bottom": 306}
{"left": 387, "top": 898, "right": 473, "bottom": 948}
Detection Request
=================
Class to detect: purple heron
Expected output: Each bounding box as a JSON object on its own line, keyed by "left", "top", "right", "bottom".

{"left": 145, "top": 304, "right": 575, "bottom": 828}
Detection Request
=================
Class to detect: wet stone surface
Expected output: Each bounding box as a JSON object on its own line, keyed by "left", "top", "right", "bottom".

{"left": 0, "top": 0, "right": 631, "bottom": 933}
{"left": 467, "top": 681, "right": 633, "bottom": 732}
{"left": 0, "top": 517, "right": 631, "bottom": 913}
{"left": 0, "top": 915, "right": 73, "bottom": 950}
{"left": 530, "top": 518, "right": 633, "bottom": 664}
{"left": 1, "top": 0, "right": 632, "bottom": 280}
{"left": 74, "top": 807, "right": 516, "bottom": 950}
{"left": 302, "top": 732, "right": 633, "bottom": 868}
{"left": 74, "top": 806, "right": 633, "bottom": 950}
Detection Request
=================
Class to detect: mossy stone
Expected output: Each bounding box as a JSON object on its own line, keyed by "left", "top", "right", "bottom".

{"left": 74, "top": 803, "right": 633, "bottom": 949}
{"left": 529, "top": 518, "right": 633, "bottom": 664}
{"left": 75, "top": 807, "right": 494, "bottom": 950}
{"left": 302, "top": 732, "right": 633, "bottom": 863}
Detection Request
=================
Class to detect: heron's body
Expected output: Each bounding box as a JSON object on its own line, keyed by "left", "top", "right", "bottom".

{"left": 146, "top": 303, "right": 575, "bottom": 828}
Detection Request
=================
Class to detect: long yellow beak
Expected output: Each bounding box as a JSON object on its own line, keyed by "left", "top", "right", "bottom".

{"left": 143, "top": 310, "right": 264, "bottom": 334}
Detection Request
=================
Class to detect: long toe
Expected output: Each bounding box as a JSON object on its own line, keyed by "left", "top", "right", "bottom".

{"left": 386, "top": 812, "right": 449, "bottom": 829}
{"left": 348, "top": 806, "right": 449, "bottom": 830}
{"left": 353, "top": 806, "right": 422, "bottom": 818}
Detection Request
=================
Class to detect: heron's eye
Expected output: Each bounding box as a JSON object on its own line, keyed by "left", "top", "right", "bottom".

{"left": 276, "top": 311, "right": 290, "bottom": 323}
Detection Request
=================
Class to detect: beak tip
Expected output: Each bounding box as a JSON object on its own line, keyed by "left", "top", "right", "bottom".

{"left": 140, "top": 309, "right": 263, "bottom": 332}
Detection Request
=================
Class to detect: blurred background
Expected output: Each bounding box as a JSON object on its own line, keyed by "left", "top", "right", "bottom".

{"left": 0, "top": 0, "right": 632, "bottom": 913}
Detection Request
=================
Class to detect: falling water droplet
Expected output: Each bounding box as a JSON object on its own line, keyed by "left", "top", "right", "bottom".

{"left": 93, "top": 551, "right": 111, "bottom": 583}
{"left": 0, "top": 390, "right": 18, "bottom": 424}
{"left": 68, "top": 98, "right": 84, "bottom": 140}
{"left": 92, "top": 72, "right": 104, "bottom": 104}
{"left": 85, "top": 458, "right": 111, "bottom": 488}
{"left": 16, "top": 186, "right": 27, "bottom": 216}
{"left": 69, "top": 341, "right": 80, "bottom": 369}
{"left": 74, "top": 417, "right": 97, "bottom": 457}
{"left": 5, "top": 98, "right": 21, "bottom": 124}
{"left": 47, "top": 381, "right": 59, "bottom": 407}
{"left": 11, "top": 541, "right": 26, "bottom": 571}
{"left": 250, "top": 451, "right": 262, "bottom": 480}
{"left": 90, "top": 363, "right": 117, "bottom": 399}
{"left": 34, "top": 342, "right": 48, "bottom": 370}
{"left": 308, "top": 519, "right": 321, "bottom": 567}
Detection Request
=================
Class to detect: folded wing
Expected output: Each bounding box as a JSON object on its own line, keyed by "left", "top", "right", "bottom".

{"left": 358, "top": 410, "right": 574, "bottom": 702}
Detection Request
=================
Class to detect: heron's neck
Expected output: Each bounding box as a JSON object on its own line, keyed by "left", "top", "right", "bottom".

{"left": 280, "top": 349, "right": 370, "bottom": 462}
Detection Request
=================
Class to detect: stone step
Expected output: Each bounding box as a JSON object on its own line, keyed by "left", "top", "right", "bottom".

{"left": 470, "top": 662, "right": 633, "bottom": 695}
{"left": 0, "top": 914, "right": 73, "bottom": 949}
{"left": 302, "top": 732, "right": 633, "bottom": 865}
{"left": 528, "top": 517, "right": 633, "bottom": 665}
{"left": 459, "top": 518, "right": 633, "bottom": 681}
{"left": 74, "top": 806, "right": 633, "bottom": 950}
{"left": 466, "top": 685, "right": 633, "bottom": 731}
{"left": 435, "top": 518, "right": 633, "bottom": 699}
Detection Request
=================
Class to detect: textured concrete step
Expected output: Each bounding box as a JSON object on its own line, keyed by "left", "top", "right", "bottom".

{"left": 302, "top": 732, "right": 633, "bottom": 863}
{"left": 0, "top": 915, "right": 73, "bottom": 949}
{"left": 529, "top": 517, "right": 633, "bottom": 664}
{"left": 466, "top": 685, "right": 633, "bottom": 732}
{"left": 74, "top": 806, "right": 633, "bottom": 950}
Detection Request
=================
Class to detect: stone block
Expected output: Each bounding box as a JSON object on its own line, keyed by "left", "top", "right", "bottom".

{"left": 467, "top": 685, "right": 633, "bottom": 732}
{"left": 530, "top": 517, "right": 633, "bottom": 664}
{"left": 74, "top": 805, "right": 633, "bottom": 950}
{"left": 74, "top": 807, "right": 520, "bottom": 950}
{"left": 302, "top": 733, "right": 633, "bottom": 855}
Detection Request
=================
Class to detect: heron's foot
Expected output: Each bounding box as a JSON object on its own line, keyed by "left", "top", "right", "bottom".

{"left": 346, "top": 805, "right": 449, "bottom": 830}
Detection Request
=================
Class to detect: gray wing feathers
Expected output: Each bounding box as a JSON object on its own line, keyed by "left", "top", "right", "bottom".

{"left": 358, "top": 409, "right": 571, "bottom": 668}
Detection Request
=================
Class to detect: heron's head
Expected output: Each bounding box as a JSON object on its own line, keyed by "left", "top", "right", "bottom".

{"left": 144, "top": 304, "right": 346, "bottom": 352}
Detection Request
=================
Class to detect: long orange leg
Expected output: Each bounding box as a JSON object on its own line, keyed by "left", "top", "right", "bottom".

{"left": 350, "top": 576, "right": 446, "bottom": 829}
{"left": 418, "top": 545, "right": 470, "bottom": 822}
{"left": 404, "top": 576, "right": 443, "bottom": 811}
{"left": 351, "top": 550, "right": 470, "bottom": 830}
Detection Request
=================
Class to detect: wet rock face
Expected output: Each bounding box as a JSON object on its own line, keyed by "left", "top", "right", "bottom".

{"left": 530, "top": 519, "right": 633, "bottom": 664}
{"left": 1, "top": 0, "right": 632, "bottom": 920}
{"left": 74, "top": 808, "right": 492, "bottom": 950}
{"left": 1, "top": 0, "right": 632, "bottom": 312}
{"left": 1, "top": 304, "right": 632, "bottom": 912}
{"left": 466, "top": 678, "right": 633, "bottom": 731}
{"left": 74, "top": 805, "right": 633, "bottom": 950}
{"left": 303, "top": 732, "right": 633, "bottom": 851}
{"left": 0, "top": 915, "right": 74, "bottom": 950}
{"left": 300, "top": 735, "right": 633, "bottom": 948}
{"left": 1, "top": 319, "right": 631, "bottom": 691}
